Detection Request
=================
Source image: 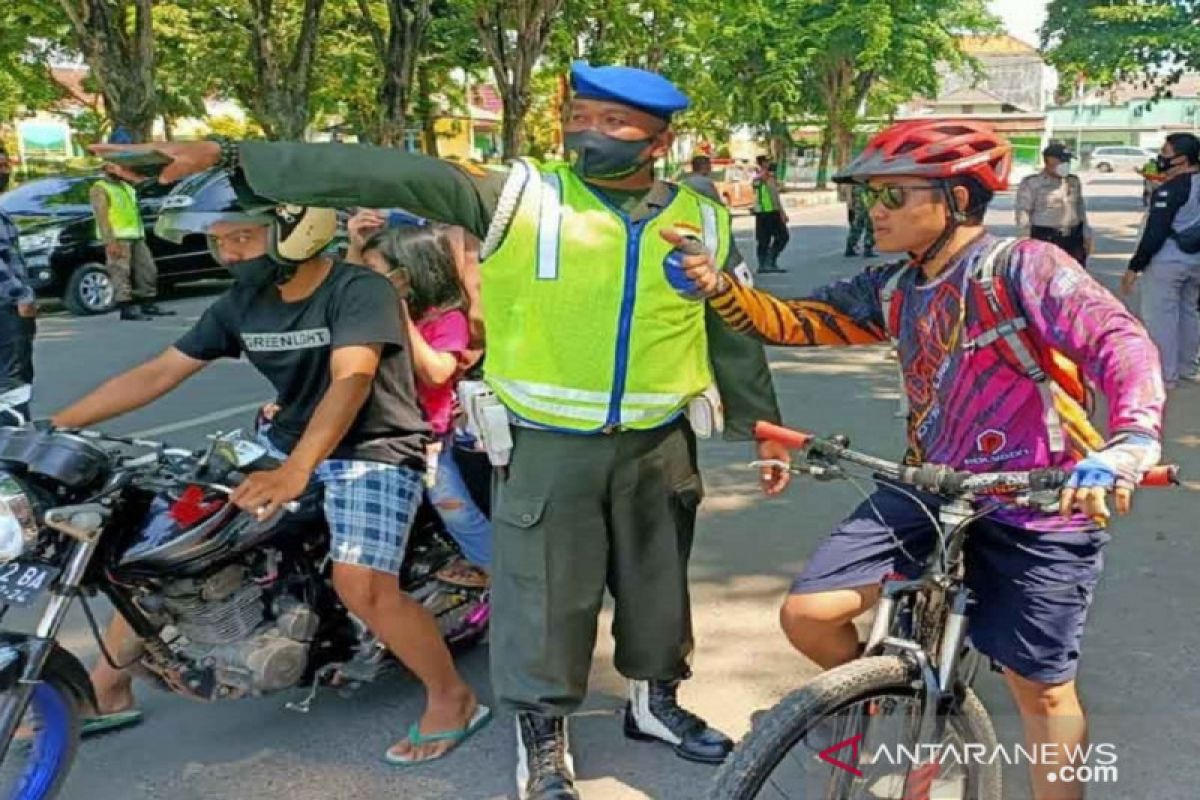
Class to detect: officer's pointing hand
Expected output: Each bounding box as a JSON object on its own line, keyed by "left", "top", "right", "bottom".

{"left": 659, "top": 228, "right": 726, "bottom": 298}
{"left": 90, "top": 141, "right": 222, "bottom": 184}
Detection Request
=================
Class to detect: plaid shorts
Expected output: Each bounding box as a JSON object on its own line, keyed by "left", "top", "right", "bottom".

{"left": 262, "top": 438, "right": 422, "bottom": 575}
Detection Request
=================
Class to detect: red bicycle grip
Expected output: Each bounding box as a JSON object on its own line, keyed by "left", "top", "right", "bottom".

{"left": 1140, "top": 464, "right": 1180, "bottom": 488}
{"left": 754, "top": 421, "right": 814, "bottom": 450}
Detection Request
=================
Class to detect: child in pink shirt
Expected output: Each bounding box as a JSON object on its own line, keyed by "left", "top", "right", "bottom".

{"left": 359, "top": 223, "right": 492, "bottom": 579}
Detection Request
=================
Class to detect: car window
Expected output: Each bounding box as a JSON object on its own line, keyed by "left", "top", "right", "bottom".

{"left": 0, "top": 177, "right": 95, "bottom": 216}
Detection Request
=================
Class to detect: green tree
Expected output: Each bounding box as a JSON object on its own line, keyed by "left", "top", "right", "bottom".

{"left": 0, "top": 4, "right": 70, "bottom": 122}
{"left": 709, "top": 0, "right": 996, "bottom": 185}
{"left": 56, "top": 0, "right": 158, "bottom": 140}
{"left": 1042, "top": 0, "right": 1200, "bottom": 95}
{"left": 474, "top": 0, "right": 565, "bottom": 158}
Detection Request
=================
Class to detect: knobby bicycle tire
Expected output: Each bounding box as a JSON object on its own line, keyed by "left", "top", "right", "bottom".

{"left": 709, "top": 656, "right": 1002, "bottom": 800}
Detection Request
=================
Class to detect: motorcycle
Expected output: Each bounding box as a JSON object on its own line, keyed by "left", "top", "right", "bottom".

{"left": 0, "top": 424, "right": 490, "bottom": 799}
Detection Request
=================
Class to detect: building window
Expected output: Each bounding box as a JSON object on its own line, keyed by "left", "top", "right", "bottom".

{"left": 962, "top": 104, "right": 975, "bottom": 114}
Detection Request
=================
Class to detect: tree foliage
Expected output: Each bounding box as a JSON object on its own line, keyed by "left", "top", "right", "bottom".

{"left": 1042, "top": 0, "right": 1200, "bottom": 96}
{"left": 474, "top": 0, "right": 565, "bottom": 158}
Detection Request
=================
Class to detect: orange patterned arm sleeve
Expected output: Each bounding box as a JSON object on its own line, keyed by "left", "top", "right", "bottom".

{"left": 709, "top": 277, "right": 889, "bottom": 347}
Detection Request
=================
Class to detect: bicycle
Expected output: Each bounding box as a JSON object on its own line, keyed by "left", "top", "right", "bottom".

{"left": 709, "top": 421, "right": 1179, "bottom": 800}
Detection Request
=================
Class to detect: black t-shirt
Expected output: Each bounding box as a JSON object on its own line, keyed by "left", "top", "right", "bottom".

{"left": 175, "top": 261, "right": 429, "bottom": 467}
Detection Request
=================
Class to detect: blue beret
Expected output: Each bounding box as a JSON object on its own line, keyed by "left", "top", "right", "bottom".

{"left": 569, "top": 61, "right": 689, "bottom": 120}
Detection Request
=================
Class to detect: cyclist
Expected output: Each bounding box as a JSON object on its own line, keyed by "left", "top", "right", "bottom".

{"left": 679, "top": 119, "right": 1166, "bottom": 800}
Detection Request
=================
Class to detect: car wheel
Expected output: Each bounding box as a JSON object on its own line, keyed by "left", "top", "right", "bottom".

{"left": 1097, "top": 162, "right": 1113, "bottom": 173}
{"left": 63, "top": 264, "right": 116, "bottom": 316}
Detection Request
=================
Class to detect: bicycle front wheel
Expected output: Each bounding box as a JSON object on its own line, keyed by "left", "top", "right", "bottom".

{"left": 710, "top": 656, "right": 1002, "bottom": 800}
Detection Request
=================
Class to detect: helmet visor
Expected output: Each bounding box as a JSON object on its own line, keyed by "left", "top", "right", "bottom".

{"left": 154, "top": 209, "right": 271, "bottom": 244}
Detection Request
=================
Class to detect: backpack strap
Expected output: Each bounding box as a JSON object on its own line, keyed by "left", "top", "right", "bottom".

{"left": 965, "top": 237, "right": 1067, "bottom": 454}
{"left": 879, "top": 266, "right": 906, "bottom": 343}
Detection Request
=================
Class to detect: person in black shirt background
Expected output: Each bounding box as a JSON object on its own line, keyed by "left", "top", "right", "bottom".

{"left": 1122, "top": 133, "right": 1200, "bottom": 388}
{"left": 52, "top": 169, "right": 487, "bottom": 763}
{"left": 0, "top": 209, "right": 37, "bottom": 425}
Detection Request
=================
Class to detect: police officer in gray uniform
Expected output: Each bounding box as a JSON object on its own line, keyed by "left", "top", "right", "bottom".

{"left": 1016, "top": 143, "right": 1093, "bottom": 266}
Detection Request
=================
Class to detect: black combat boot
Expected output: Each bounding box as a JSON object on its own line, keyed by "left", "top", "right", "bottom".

{"left": 516, "top": 713, "right": 579, "bottom": 800}
{"left": 624, "top": 679, "right": 734, "bottom": 764}
{"left": 118, "top": 303, "right": 150, "bottom": 321}
{"left": 140, "top": 302, "right": 176, "bottom": 316}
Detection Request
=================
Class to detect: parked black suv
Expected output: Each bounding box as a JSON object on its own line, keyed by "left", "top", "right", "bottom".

{"left": 0, "top": 175, "right": 223, "bottom": 315}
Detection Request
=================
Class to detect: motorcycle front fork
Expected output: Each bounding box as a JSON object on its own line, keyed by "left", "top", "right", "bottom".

{"left": 0, "top": 536, "right": 99, "bottom": 762}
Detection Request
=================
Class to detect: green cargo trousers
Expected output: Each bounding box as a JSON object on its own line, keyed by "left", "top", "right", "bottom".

{"left": 490, "top": 419, "right": 703, "bottom": 717}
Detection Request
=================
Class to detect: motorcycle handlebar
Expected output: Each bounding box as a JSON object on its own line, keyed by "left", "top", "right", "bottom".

{"left": 753, "top": 421, "right": 1180, "bottom": 494}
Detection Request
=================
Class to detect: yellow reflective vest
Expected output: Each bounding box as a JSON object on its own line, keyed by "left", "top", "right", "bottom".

{"left": 93, "top": 179, "right": 143, "bottom": 240}
{"left": 480, "top": 159, "right": 732, "bottom": 432}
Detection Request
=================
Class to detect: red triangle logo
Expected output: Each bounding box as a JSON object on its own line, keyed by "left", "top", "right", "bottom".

{"left": 819, "top": 733, "right": 864, "bottom": 777}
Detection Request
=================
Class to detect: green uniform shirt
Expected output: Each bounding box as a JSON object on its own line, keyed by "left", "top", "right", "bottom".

{"left": 238, "top": 143, "right": 783, "bottom": 439}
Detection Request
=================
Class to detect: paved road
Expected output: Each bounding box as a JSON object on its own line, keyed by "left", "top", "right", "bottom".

{"left": 16, "top": 174, "right": 1199, "bottom": 800}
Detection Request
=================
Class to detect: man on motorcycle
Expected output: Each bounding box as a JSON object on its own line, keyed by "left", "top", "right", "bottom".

{"left": 679, "top": 120, "right": 1166, "bottom": 800}
{"left": 51, "top": 171, "right": 487, "bottom": 764}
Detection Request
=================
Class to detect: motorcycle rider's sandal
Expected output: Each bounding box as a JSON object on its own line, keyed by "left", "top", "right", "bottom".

{"left": 81, "top": 709, "right": 144, "bottom": 737}
{"left": 13, "top": 709, "right": 143, "bottom": 750}
{"left": 383, "top": 704, "right": 492, "bottom": 765}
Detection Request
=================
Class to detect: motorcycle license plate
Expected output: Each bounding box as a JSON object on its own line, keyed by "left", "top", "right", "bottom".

{"left": 0, "top": 561, "right": 59, "bottom": 608}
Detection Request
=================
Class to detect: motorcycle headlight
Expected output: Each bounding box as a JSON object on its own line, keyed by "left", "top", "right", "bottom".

{"left": 18, "top": 227, "right": 63, "bottom": 254}
{"left": 0, "top": 475, "right": 37, "bottom": 564}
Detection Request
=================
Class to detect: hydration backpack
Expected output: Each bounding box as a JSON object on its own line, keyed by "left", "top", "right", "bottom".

{"left": 879, "top": 237, "right": 1104, "bottom": 459}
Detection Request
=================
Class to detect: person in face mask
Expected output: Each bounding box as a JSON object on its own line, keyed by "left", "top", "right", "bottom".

{"left": 87, "top": 61, "right": 790, "bottom": 800}
{"left": 52, "top": 168, "right": 489, "bottom": 765}
{"left": 1015, "top": 142, "right": 1093, "bottom": 266}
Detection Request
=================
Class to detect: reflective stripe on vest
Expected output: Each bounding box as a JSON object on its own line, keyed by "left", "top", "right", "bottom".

{"left": 755, "top": 181, "right": 776, "bottom": 213}
{"left": 480, "top": 158, "right": 730, "bottom": 432}
{"left": 95, "top": 180, "right": 143, "bottom": 240}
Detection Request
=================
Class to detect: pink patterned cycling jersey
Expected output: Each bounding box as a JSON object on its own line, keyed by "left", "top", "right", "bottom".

{"left": 796, "top": 235, "right": 1166, "bottom": 530}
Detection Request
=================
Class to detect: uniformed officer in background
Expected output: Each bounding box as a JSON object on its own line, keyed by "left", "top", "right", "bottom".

{"left": 95, "top": 61, "right": 793, "bottom": 800}
{"left": 1015, "top": 142, "right": 1093, "bottom": 266}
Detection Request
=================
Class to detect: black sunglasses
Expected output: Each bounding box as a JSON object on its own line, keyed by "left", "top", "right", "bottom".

{"left": 862, "top": 184, "right": 939, "bottom": 210}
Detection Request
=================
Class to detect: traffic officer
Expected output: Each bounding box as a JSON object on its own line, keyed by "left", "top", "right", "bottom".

{"left": 1015, "top": 142, "right": 1093, "bottom": 266}
{"left": 89, "top": 164, "right": 174, "bottom": 320}
{"left": 96, "top": 61, "right": 793, "bottom": 800}
{"left": 843, "top": 182, "right": 876, "bottom": 258}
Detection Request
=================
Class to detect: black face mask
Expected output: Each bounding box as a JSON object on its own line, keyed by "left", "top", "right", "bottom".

{"left": 564, "top": 130, "right": 655, "bottom": 180}
{"left": 225, "top": 255, "right": 284, "bottom": 290}
{"left": 1156, "top": 154, "right": 1179, "bottom": 172}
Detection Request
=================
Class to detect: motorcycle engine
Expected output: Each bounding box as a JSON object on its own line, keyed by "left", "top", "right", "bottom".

{"left": 159, "top": 564, "right": 319, "bottom": 698}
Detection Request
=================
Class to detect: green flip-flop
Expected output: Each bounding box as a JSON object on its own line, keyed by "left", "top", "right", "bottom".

{"left": 383, "top": 705, "right": 492, "bottom": 766}
{"left": 81, "top": 709, "right": 143, "bottom": 738}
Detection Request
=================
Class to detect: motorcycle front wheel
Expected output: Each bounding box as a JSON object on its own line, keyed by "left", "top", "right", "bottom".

{"left": 0, "top": 677, "right": 81, "bottom": 800}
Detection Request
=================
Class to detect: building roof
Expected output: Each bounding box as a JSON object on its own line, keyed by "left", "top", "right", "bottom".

{"left": 470, "top": 84, "right": 503, "bottom": 116}
{"left": 959, "top": 35, "right": 1040, "bottom": 57}
{"left": 50, "top": 67, "right": 100, "bottom": 112}
{"left": 1104, "top": 72, "right": 1200, "bottom": 102}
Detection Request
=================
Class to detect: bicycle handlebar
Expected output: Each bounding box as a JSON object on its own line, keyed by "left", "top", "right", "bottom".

{"left": 754, "top": 421, "right": 1180, "bottom": 495}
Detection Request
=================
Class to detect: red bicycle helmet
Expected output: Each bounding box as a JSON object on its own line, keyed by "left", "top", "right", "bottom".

{"left": 833, "top": 119, "right": 1012, "bottom": 191}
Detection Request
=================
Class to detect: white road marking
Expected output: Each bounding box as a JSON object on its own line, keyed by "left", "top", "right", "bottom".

{"left": 129, "top": 400, "right": 268, "bottom": 438}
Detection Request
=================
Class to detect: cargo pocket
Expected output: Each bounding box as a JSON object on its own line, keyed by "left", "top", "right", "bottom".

{"left": 669, "top": 475, "right": 704, "bottom": 542}
{"left": 492, "top": 494, "right": 548, "bottom": 581}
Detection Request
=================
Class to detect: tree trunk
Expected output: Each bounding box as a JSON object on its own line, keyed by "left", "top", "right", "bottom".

{"left": 500, "top": 87, "right": 530, "bottom": 159}
{"left": 161, "top": 115, "right": 175, "bottom": 142}
{"left": 475, "top": 0, "right": 565, "bottom": 160}
{"left": 246, "top": 0, "right": 326, "bottom": 140}
{"left": 418, "top": 64, "right": 439, "bottom": 156}
{"left": 357, "top": 0, "right": 432, "bottom": 148}
{"left": 815, "top": 125, "right": 832, "bottom": 189}
{"left": 58, "top": 0, "right": 157, "bottom": 141}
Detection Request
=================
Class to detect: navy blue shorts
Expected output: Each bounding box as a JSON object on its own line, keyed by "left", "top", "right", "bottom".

{"left": 790, "top": 485, "right": 1111, "bottom": 684}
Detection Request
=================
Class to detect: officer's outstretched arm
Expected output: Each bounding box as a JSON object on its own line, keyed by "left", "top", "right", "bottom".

{"left": 239, "top": 142, "right": 506, "bottom": 242}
